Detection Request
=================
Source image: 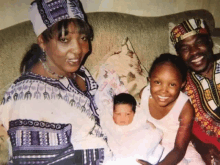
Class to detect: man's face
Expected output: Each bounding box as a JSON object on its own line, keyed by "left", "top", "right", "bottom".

{"left": 176, "top": 34, "right": 213, "bottom": 74}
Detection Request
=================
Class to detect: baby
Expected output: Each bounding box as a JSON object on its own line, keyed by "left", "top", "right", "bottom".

{"left": 101, "top": 93, "right": 164, "bottom": 165}
{"left": 112, "top": 93, "right": 136, "bottom": 126}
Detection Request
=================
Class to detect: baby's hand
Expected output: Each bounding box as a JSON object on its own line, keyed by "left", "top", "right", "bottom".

{"left": 136, "top": 159, "right": 152, "bottom": 165}
{"left": 146, "top": 120, "right": 156, "bottom": 129}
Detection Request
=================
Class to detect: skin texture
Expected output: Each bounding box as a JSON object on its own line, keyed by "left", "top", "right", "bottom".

{"left": 137, "top": 62, "right": 194, "bottom": 165}
{"left": 176, "top": 34, "right": 214, "bottom": 79}
{"left": 113, "top": 104, "right": 135, "bottom": 126}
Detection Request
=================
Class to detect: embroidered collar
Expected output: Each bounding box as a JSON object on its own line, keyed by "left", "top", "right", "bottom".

{"left": 190, "top": 59, "right": 218, "bottom": 80}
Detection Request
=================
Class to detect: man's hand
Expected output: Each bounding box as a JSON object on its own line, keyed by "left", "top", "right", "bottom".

{"left": 209, "top": 145, "right": 220, "bottom": 164}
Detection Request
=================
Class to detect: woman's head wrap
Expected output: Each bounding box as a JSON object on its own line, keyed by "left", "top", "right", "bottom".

{"left": 29, "top": 0, "right": 85, "bottom": 36}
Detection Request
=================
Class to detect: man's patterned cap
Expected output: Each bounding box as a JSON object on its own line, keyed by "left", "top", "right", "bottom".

{"left": 29, "top": 0, "right": 85, "bottom": 36}
{"left": 170, "top": 18, "right": 209, "bottom": 46}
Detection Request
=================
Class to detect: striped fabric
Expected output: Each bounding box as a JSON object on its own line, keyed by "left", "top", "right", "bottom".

{"left": 8, "top": 119, "right": 105, "bottom": 165}
{"left": 184, "top": 59, "right": 220, "bottom": 150}
{"left": 170, "top": 18, "right": 208, "bottom": 45}
{"left": 1, "top": 65, "right": 107, "bottom": 164}
{"left": 8, "top": 120, "right": 75, "bottom": 165}
{"left": 29, "top": 0, "right": 85, "bottom": 36}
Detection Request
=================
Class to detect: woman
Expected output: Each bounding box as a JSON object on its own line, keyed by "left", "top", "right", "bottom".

{"left": 0, "top": 0, "right": 110, "bottom": 164}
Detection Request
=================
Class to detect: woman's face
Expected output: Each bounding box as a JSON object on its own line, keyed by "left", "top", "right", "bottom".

{"left": 149, "top": 62, "right": 184, "bottom": 108}
{"left": 39, "top": 22, "right": 89, "bottom": 77}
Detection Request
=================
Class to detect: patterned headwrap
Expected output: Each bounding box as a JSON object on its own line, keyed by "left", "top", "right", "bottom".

{"left": 29, "top": 0, "right": 85, "bottom": 36}
{"left": 170, "top": 18, "right": 209, "bottom": 46}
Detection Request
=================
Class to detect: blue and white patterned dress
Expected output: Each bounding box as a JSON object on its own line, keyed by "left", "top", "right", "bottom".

{"left": 0, "top": 66, "right": 109, "bottom": 165}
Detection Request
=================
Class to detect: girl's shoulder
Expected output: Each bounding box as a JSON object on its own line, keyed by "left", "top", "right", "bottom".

{"left": 179, "top": 92, "right": 194, "bottom": 121}
{"left": 141, "top": 85, "right": 150, "bottom": 99}
{"left": 178, "top": 91, "right": 190, "bottom": 102}
{"left": 172, "top": 91, "right": 190, "bottom": 114}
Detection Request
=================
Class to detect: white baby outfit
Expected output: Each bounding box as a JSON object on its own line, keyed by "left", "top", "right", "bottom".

{"left": 100, "top": 106, "right": 164, "bottom": 165}
{"left": 95, "top": 68, "right": 164, "bottom": 165}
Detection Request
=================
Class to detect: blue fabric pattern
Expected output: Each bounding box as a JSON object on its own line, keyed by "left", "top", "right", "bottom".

{"left": 36, "top": 0, "right": 85, "bottom": 28}
{"left": 8, "top": 119, "right": 74, "bottom": 165}
{"left": 1, "top": 66, "right": 106, "bottom": 164}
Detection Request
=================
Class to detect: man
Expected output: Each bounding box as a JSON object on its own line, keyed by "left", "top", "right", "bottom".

{"left": 170, "top": 18, "right": 220, "bottom": 164}
{"left": 138, "top": 18, "right": 220, "bottom": 165}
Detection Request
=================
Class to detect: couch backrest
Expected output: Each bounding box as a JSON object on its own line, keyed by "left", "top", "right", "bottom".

{"left": 0, "top": 9, "right": 215, "bottom": 100}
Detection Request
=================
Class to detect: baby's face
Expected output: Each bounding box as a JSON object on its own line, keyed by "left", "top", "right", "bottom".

{"left": 113, "top": 104, "right": 135, "bottom": 126}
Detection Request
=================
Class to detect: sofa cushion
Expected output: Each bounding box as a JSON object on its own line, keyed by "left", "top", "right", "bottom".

{"left": 91, "top": 37, "right": 148, "bottom": 103}
{"left": 168, "top": 22, "right": 220, "bottom": 55}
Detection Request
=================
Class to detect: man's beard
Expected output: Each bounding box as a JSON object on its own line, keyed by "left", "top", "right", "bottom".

{"left": 188, "top": 50, "right": 214, "bottom": 74}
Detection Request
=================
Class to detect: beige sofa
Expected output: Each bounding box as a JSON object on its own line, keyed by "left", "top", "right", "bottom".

{"left": 0, "top": 9, "right": 220, "bottom": 164}
{"left": 0, "top": 9, "right": 219, "bottom": 101}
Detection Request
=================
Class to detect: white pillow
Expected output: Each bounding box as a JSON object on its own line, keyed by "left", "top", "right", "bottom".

{"left": 91, "top": 37, "right": 148, "bottom": 103}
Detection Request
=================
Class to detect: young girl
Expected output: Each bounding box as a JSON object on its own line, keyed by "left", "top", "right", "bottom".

{"left": 140, "top": 53, "right": 205, "bottom": 165}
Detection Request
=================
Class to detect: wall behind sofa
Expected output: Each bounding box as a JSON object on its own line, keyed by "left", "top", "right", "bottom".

{"left": 1, "top": 0, "right": 220, "bottom": 30}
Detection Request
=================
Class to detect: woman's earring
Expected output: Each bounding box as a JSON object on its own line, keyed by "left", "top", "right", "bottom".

{"left": 41, "top": 49, "right": 47, "bottom": 62}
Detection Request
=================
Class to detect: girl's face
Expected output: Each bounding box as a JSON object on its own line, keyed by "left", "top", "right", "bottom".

{"left": 113, "top": 104, "right": 135, "bottom": 126}
{"left": 149, "top": 62, "right": 184, "bottom": 108}
{"left": 39, "top": 22, "right": 89, "bottom": 77}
